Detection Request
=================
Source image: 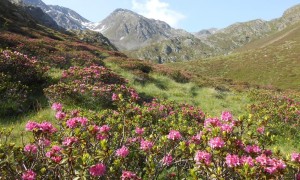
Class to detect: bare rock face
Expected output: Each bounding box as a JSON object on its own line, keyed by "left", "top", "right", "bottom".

{"left": 22, "top": 0, "right": 91, "bottom": 30}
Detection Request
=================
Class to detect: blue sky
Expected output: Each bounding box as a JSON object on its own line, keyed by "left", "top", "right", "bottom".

{"left": 42, "top": 0, "right": 300, "bottom": 32}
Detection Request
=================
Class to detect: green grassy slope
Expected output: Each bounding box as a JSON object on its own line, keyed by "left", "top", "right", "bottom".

{"left": 167, "top": 22, "right": 300, "bottom": 91}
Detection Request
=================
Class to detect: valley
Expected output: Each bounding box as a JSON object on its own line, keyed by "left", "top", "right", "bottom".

{"left": 1, "top": 0, "right": 300, "bottom": 179}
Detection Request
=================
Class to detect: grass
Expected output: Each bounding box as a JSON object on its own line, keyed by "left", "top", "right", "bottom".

{"left": 0, "top": 108, "right": 55, "bottom": 146}
{"left": 166, "top": 22, "right": 300, "bottom": 91}
{"left": 105, "top": 60, "right": 251, "bottom": 117}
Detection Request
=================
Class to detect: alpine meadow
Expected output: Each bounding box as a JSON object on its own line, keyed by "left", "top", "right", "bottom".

{"left": 1, "top": 0, "right": 300, "bottom": 179}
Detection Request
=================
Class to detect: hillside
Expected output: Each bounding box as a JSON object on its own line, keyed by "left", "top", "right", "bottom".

{"left": 2, "top": 0, "right": 300, "bottom": 179}
{"left": 167, "top": 22, "right": 300, "bottom": 90}
{"left": 127, "top": 4, "right": 300, "bottom": 63}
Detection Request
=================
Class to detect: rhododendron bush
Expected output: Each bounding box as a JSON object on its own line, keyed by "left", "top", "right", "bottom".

{"left": 44, "top": 65, "right": 138, "bottom": 109}
{"left": 1, "top": 97, "right": 299, "bottom": 179}
{"left": 0, "top": 50, "right": 48, "bottom": 115}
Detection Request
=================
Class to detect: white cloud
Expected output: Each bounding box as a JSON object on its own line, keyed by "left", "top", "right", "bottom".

{"left": 131, "top": 0, "right": 185, "bottom": 28}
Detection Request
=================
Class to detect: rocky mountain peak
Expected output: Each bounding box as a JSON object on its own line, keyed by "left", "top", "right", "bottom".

{"left": 92, "top": 8, "right": 188, "bottom": 50}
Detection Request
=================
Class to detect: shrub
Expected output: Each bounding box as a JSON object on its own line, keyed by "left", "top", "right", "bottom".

{"left": 0, "top": 50, "right": 48, "bottom": 115}
{"left": 0, "top": 73, "right": 28, "bottom": 115}
{"left": 44, "top": 65, "right": 138, "bottom": 109}
{"left": 1, "top": 99, "right": 298, "bottom": 179}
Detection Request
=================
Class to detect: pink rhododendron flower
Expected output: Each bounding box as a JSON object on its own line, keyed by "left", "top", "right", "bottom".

{"left": 62, "top": 137, "right": 78, "bottom": 146}
{"left": 240, "top": 156, "right": 254, "bottom": 167}
{"left": 204, "top": 118, "right": 221, "bottom": 128}
{"left": 55, "top": 111, "right": 66, "bottom": 120}
{"left": 25, "top": 121, "right": 39, "bottom": 131}
{"left": 291, "top": 152, "right": 300, "bottom": 162}
{"left": 140, "top": 140, "right": 154, "bottom": 151}
{"left": 221, "top": 123, "right": 234, "bottom": 133}
{"left": 38, "top": 138, "right": 51, "bottom": 147}
{"left": 112, "top": 93, "right": 119, "bottom": 101}
{"left": 46, "top": 145, "right": 63, "bottom": 163}
{"left": 96, "top": 134, "right": 108, "bottom": 140}
{"left": 51, "top": 156, "right": 62, "bottom": 163}
{"left": 265, "top": 166, "right": 277, "bottom": 174}
{"left": 190, "top": 132, "right": 202, "bottom": 144}
{"left": 89, "top": 163, "right": 106, "bottom": 177}
{"left": 66, "top": 118, "right": 77, "bottom": 128}
{"left": 121, "top": 170, "right": 138, "bottom": 180}
{"left": 245, "top": 145, "right": 261, "bottom": 154}
{"left": 167, "top": 130, "right": 182, "bottom": 140}
{"left": 226, "top": 154, "right": 240, "bottom": 167}
{"left": 39, "top": 122, "right": 57, "bottom": 134}
{"left": 256, "top": 154, "right": 268, "bottom": 166}
{"left": 51, "top": 145, "right": 62, "bottom": 152}
{"left": 22, "top": 170, "right": 36, "bottom": 180}
{"left": 100, "top": 125, "right": 110, "bottom": 133}
{"left": 257, "top": 126, "right": 265, "bottom": 134}
{"left": 24, "top": 144, "right": 38, "bottom": 154}
{"left": 77, "top": 117, "right": 88, "bottom": 126}
{"left": 90, "top": 125, "right": 100, "bottom": 134}
{"left": 194, "top": 150, "right": 211, "bottom": 165}
{"left": 135, "top": 127, "right": 145, "bottom": 135}
{"left": 162, "top": 154, "right": 173, "bottom": 166}
{"left": 116, "top": 146, "right": 129, "bottom": 158}
{"left": 51, "top": 103, "right": 62, "bottom": 111}
{"left": 221, "top": 111, "right": 233, "bottom": 121}
{"left": 208, "top": 137, "right": 225, "bottom": 149}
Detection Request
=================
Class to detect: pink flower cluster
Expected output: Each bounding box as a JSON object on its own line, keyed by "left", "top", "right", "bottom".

{"left": 291, "top": 152, "right": 300, "bottom": 162}
{"left": 55, "top": 111, "right": 66, "bottom": 120}
{"left": 140, "top": 140, "right": 154, "bottom": 151}
{"left": 135, "top": 127, "right": 145, "bottom": 135}
{"left": 221, "top": 111, "right": 233, "bottom": 121}
{"left": 226, "top": 154, "right": 240, "bottom": 167}
{"left": 22, "top": 170, "right": 36, "bottom": 180}
{"left": 62, "top": 137, "right": 78, "bottom": 146}
{"left": 66, "top": 117, "right": 88, "bottom": 128}
{"left": 256, "top": 154, "right": 286, "bottom": 174}
{"left": 24, "top": 144, "right": 38, "bottom": 154}
{"left": 100, "top": 125, "right": 110, "bottom": 133}
{"left": 46, "top": 145, "right": 63, "bottom": 163}
{"left": 116, "top": 146, "right": 130, "bottom": 158}
{"left": 194, "top": 150, "right": 211, "bottom": 165}
{"left": 167, "top": 130, "right": 182, "bottom": 141}
{"left": 121, "top": 170, "right": 139, "bottom": 180}
{"left": 204, "top": 112, "right": 235, "bottom": 133}
{"left": 51, "top": 103, "right": 62, "bottom": 111}
{"left": 162, "top": 154, "right": 173, "bottom": 166}
{"left": 245, "top": 145, "right": 261, "bottom": 154}
{"left": 25, "top": 121, "right": 57, "bottom": 134}
{"left": 209, "top": 137, "right": 225, "bottom": 149}
{"left": 89, "top": 163, "right": 106, "bottom": 177}
{"left": 112, "top": 93, "right": 119, "bottom": 101}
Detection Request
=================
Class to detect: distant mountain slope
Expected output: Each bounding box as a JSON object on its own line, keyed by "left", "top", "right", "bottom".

{"left": 92, "top": 8, "right": 191, "bottom": 50}
{"left": 22, "top": 0, "right": 91, "bottom": 30}
{"left": 128, "top": 4, "right": 300, "bottom": 63}
{"left": 167, "top": 22, "right": 300, "bottom": 90}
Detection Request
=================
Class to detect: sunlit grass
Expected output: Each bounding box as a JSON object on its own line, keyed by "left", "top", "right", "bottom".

{"left": 105, "top": 61, "right": 251, "bottom": 117}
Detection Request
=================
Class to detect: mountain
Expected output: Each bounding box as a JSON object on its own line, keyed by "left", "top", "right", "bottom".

{"left": 22, "top": 0, "right": 91, "bottom": 30}
{"left": 91, "top": 8, "right": 191, "bottom": 50}
{"left": 3, "top": 0, "right": 60, "bottom": 31}
{"left": 125, "top": 36, "right": 217, "bottom": 63}
{"left": 127, "top": 4, "right": 300, "bottom": 63}
{"left": 166, "top": 21, "right": 300, "bottom": 90}
{"left": 194, "top": 28, "right": 218, "bottom": 38}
